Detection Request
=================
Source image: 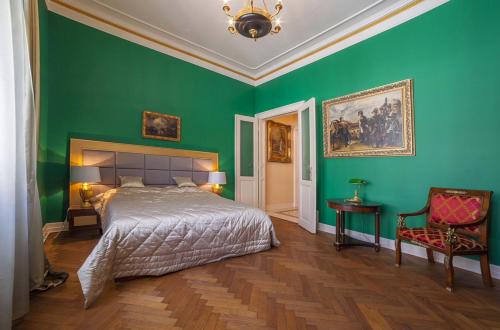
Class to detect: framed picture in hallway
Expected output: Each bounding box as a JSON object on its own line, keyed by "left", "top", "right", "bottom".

{"left": 142, "top": 111, "right": 181, "bottom": 142}
{"left": 322, "top": 79, "right": 415, "bottom": 158}
{"left": 267, "top": 120, "right": 292, "bottom": 163}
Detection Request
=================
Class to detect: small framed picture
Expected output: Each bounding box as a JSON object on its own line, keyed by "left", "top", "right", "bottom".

{"left": 142, "top": 111, "right": 181, "bottom": 142}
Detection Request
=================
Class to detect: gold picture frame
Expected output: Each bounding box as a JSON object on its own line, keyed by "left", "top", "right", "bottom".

{"left": 322, "top": 79, "right": 415, "bottom": 158}
{"left": 267, "top": 120, "right": 292, "bottom": 163}
{"left": 142, "top": 111, "right": 181, "bottom": 142}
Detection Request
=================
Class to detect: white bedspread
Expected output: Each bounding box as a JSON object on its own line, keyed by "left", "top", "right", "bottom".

{"left": 77, "top": 187, "right": 279, "bottom": 308}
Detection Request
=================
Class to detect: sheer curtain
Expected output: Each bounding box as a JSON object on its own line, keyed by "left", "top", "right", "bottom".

{"left": 0, "top": 0, "right": 45, "bottom": 328}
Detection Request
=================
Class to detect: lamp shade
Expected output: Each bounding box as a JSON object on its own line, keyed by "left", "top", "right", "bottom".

{"left": 70, "top": 166, "right": 101, "bottom": 183}
{"left": 208, "top": 171, "right": 226, "bottom": 185}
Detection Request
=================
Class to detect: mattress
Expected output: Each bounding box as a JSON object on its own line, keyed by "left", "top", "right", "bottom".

{"left": 77, "top": 186, "right": 279, "bottom": 308}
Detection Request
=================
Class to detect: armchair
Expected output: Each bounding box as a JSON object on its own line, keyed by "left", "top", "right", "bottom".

{"left": 396, "top": 187, "right": 493, "bottom": 291}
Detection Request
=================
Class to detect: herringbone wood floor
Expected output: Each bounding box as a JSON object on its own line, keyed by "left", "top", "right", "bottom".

{"left": 16, "top": 218, "right": 500, "bottom": 329}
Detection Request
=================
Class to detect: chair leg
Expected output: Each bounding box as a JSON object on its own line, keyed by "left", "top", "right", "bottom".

{"left": 480, "top": 254, "right": 494, "bottom": 287}
{"left": 426, "top": 248, "right": 435, "bottom": 264}
{"left": 395, "top": 238, "right": 402, "bottom": 267}
{"left": 444, "top": 254, "right": 454, "bottom": 292}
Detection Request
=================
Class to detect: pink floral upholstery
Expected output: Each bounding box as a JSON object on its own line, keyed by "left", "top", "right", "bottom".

{"left": 399, "top": 227, "right": 485, "bottom": 252}
{"left": 429, "top": 193, "right": 483, "bottom": 233}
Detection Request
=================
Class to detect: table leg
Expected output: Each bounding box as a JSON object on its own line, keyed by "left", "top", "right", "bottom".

{"left": 97, "top": 214, "right": 103, "bottom": 235}
{"left": 340, "top": 211, "right": 346, "bottom": 244}
{"left": 375, "top": 212, "right": 381, "bottom": 252}
{"left": 68, "top": 214, "right": 74, "bottom": 234}
{"left": 335, "top": 210, "right": 341, "bottom": 251}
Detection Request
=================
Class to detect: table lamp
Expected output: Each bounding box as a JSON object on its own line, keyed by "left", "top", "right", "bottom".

{"left": 345, "top": 178, "right": 367, "bottom": 203}
{"left": 70, "top": 166, "right": 101, "bottom": 207}
{"left": 208, "top": 171, "right": 226, "bottom": 195}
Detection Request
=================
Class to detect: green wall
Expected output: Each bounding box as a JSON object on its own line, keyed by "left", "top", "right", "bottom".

{"left": 38, "top": 5, "right": 254, "bottom": 222}
{"left": 255, "top": 0, "right": 500, "bottom": 265}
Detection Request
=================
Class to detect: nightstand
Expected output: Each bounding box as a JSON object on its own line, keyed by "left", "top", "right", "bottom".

{"left": 67, "top": 206, "right": 102, "bottom": 234}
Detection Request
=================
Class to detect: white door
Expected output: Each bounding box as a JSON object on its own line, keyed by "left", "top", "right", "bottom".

{"left": 235, "top": 115, "right": 258, "bottom": 207}
{"left": 298, "top": 98, "right": 317, "bottom": 233}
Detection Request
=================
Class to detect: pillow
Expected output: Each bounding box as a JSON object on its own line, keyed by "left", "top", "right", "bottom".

{"left": 173, "top": 176, "right": 197, "bottom": 188}
{"left": 119, "top": 176, "right": 145, "bottom": 188}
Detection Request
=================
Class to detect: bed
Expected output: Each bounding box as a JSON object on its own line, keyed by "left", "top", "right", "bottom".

{"left": 69, "top": 139, "right": 279, "bottom": 308}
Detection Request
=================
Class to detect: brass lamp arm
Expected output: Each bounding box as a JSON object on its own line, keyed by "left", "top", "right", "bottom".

{"left": 270, "top": 4, "right": 282, "bottom": 19}
{"left": 270, "top": 25, "right": 281, "bottom": 34}
{"left": 223, "top": 4, "right": 236, "bottom": 34}
{"left": 274, "top": 1, "right": 283, "bottom": 14}
{"left": 223, "top": 4, "right": 233, "bottom": 17}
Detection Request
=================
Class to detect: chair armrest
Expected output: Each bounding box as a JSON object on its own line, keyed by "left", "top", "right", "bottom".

{"left": 448, "top": 212, "right": 488, "bottom": 229}
{"left": 398, "top": 206, "right": 429, "bottom": 218}
{"left": 444, "top": 212, "right": 488, "bottom": 248}
{"left": 397, "top": 206, "right": 429, "bottom": 228}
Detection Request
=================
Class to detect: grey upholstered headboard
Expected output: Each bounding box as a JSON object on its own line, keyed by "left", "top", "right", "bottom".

{"left": 82, "top": 150, "right": 214, "bottom": 194}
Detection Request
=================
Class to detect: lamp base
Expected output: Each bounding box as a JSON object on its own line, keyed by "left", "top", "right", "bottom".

{"left": 212, "top": 184, "right": 223, "bottom": 195}
{"left": 80, "top": 200, "right": 93, "bottom": 208}
{"left": 345, "top": 190, "right": 362, "bottom": 203}
{"left": 79, "top": 186, "right": 94, "bottom": 208}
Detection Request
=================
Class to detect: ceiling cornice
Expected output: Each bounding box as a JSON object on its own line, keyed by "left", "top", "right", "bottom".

{"left": 91, "top": 0, "right": 385, "bottom": 72}
{"left": 45, "top": 0, "right": 448, "bottom": 86}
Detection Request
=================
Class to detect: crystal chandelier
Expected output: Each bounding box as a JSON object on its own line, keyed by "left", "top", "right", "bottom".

{"left": 222, "top": 0, "right": 283, "bottom": 41}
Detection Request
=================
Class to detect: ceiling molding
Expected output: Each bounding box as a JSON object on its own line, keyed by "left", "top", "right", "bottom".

{"left": 45, "top": 0, "right": 448, "bottom": 86}
{"left": 249, "top": 0, "right": 386, "bottom": 71}
{"left": 45, "top": 0, "right": 256, "bottom": 84}
{"left": 91, "top": 0, "right": 387, "bottom": 72}
{"left": 91, "top": 0, "right": 257, "bottom": 71}
{"left": 254, "top": 0, "right": 449, "bottom": 85}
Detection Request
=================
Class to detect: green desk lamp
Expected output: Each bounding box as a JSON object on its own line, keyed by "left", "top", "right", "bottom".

{"left": 346, "top": 178, "right": 367, "bottom": 203}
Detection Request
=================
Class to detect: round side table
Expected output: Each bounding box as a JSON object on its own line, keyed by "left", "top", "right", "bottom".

{"left": 326, "top": 199, "right": 382, "bottom": 252}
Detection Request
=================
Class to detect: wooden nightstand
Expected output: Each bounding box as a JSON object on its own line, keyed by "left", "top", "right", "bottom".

{"left": 67, "top": 206, "right": 102, "bottom": 234}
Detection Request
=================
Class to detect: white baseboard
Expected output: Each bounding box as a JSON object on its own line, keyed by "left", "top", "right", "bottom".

{"left": 318, "top": 223, "right": 500, "bottom": 280}
{"left": 42, "top": 221, "right": 67, "bottom": 241}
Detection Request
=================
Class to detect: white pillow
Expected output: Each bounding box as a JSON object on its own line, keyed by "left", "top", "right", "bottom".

{"left": 119, "top": 176, "right": 145, "bottom": 188}
{"left": 173, "top": 176, "right": 197, "bottom": 188}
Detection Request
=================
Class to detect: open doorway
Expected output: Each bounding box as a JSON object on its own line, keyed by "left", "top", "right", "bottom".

{"left": 264, "top": 113, "right": 299, "bottom": 223}
{"left": 235, "top": 98, "right": 317, "bottom": 233}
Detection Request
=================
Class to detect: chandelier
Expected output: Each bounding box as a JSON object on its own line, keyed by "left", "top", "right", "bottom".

{"left": 222, "top": 0, "right": 283, "bottom": 41}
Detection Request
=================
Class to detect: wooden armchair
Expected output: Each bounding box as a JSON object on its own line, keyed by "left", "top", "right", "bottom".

{"left": 396, "top": 187, "right": 493, "bottom": 291}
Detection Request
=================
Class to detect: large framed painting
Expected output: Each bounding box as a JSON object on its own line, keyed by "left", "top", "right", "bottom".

{"left": 142, "top": 111, "right": 181, "bottom": 142}
{"left": 267, "top": 120, "right": 292, "bottom": 163}
{"left": 322, "top": 79, "right": 414, "bottom": 158}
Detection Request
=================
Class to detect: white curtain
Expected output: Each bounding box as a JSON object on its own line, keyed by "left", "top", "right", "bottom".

{"left": 0, "top": 0, "right": 45, "bottom": 328}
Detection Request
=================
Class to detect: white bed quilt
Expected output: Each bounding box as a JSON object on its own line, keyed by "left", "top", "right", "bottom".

{"left": 77, "top": 187, "right": 279, "bottom": 308}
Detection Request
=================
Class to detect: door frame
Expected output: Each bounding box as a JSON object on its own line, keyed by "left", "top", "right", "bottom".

{"left": 255, "top": 101, "right": 306, "bottom": 211}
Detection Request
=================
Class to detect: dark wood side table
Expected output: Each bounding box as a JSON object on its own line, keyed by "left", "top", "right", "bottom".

{"left": 67, "top": 206, "right": 102, "bottom": 234}
{"left": 326, "top": 199, "right": 382, "bottom": 252}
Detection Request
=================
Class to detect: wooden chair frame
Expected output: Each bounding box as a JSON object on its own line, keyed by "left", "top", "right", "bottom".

{"left": 395, "top": 187, "right": 493, "bottom": 291}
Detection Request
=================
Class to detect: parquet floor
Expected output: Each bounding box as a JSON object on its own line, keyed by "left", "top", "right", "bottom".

{"left": 16, "top": 218, "right": 500, "bottom": 329}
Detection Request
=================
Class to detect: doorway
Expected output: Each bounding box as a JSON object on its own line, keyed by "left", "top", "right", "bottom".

{"left": 264, "top": 113, "right": 299, "bottom": 223}
{"left": 235, "top": 99, "right": 317, "bottom": 233}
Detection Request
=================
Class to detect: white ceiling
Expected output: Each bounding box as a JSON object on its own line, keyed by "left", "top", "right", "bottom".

{"left": 46, "top": 0, "right": 447, "bottom": 85}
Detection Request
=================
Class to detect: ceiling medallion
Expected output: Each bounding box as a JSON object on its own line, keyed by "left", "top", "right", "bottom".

{"left": 222, "top": 0, "right": 283, "bottom": 41}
